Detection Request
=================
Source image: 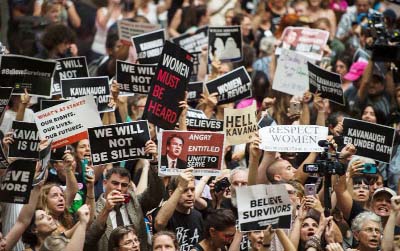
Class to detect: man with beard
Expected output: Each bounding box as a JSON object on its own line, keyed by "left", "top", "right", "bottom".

{"left": 161, "top": 134, "right": 187, "bottom": 170}
{"left": 154, "top": 168, "right": 204, "bottom": 251}
{"left": 351, "top": 211, "right": 382, "bottom": 251}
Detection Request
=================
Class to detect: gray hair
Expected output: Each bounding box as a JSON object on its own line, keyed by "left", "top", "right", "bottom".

{"left": 229, "top": 167, "right": 248, "bottom": 183}
{"left": 351, "top": 211, "right": 382, "bottom": 232}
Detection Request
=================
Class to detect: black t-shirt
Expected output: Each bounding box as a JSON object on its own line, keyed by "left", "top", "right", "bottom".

{"left": 154, "top": 209, "right": 204, "bottom": 251}
{"left": 347, "top": 200, "right": 365, "bottom": 226}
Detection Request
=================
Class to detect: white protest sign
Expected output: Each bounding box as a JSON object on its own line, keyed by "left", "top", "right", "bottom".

{"left": 237, "top": 184, "right": 292, "bottom": 231}
{"left": 272, "top": 49, "right": 314, "bottom": 96}
{"left": 34, "top": 95, "right": 102, "bottom": 148}
{"left": 259, "top": 125, "right": 328, "bottom": 152}
{"left": 224, "top": 102, "right": 258, "bottom": 145}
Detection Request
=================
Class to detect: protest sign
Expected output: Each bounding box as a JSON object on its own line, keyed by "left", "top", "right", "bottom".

{"left": 190, "top": 51, "right": 201, "bottom": 82}
{"left": 40, "top": 100, "right": 67, "bottom": 111}
{"left": 187, "top": 82, "right": 203, "bottom": 101}
{"left": 142, "top": 41, "right": 193, "bottom": 129}
{"left": 88, "top": 121, "right": 151, "bottom": 166}
{"left": 259, "top": 125, "right": 328, "bottom": 152}
{"left": 275, "top": 27, "right": 329, "bottom": 61}
{"left": 0, "top": 55, "right": 56, "bottom": 98}
{"left": 52, "top": 56, "right": 89, "bottom": 96}
{"left": 35, "top": 95, "right": 103, "bottom": 149}
{"left": 343, "top": 118, "right": 395, "bottom": 163}
{"left": 8, "top": 121, "right": 40, "bottom": 159}
{"left": 172, "top": 26, "right": 208, "bottom": 53}
{"left": 0, "top": 87, "right": 13, "bottom": 119}
{"left": 61, "top": 76, "right": 111, "bottom": 113}
{"left": 116, "top": 60, "right": 156, "bottom": 94}
{"left": 308, "top": 62, "right": 344, "bottom": 105}
{"left": 205, "top": 66, "right": 251, "bottom": 104}
{"left": 208, "top": 26, "right": 242, "bottom": 62}
{"left": 159, "top": 130, "right": 224, "bottom": 176}
{"left": 237, "top": 184, "right": 292, "bottom": 231}
{"left": 224, "top": 102, "right": 258, "bottom": 145}
{"left": 117, "top": 20, "right": 161, "bottom": 44}
{"left": 132, "top": 29, "right": 165, "bottom": 64}
{"left": 0, "top": 159, "right": 36, "bottom": 204}
{"left": 0, "top": 145, "right": 9, "bottom": 169}
{"left": 186, "top": 108, "right": 223, "bottom": 131}
{"left": 272, "top": 49, "right": 313, "bottom": 96}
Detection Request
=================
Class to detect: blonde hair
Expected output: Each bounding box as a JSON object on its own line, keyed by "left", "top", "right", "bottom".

{"left": 39, "top": 235, "right": 69, "bottom": 251}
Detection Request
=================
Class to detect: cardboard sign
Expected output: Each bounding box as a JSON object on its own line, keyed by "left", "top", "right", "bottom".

{"left": 142, "top": 41, "right": 193, "bottom": 129}
{"left": 237, "top": 184, "right": 292, "bottom": 231}
{"left": 343, "top": 118, "right": 395, "bottom": 163}
{"left": 117, "top": 20, "right": 161, "bottom": 44}
{"left": 224, "top": 102, "right": 258, "bottom": 145}
{"left": 272, "top": 49, "right": 313, "bottom": 96}
{"left": 40, "top": 100, "right": 67, "bottom": 111}
{"left": 88, "top": 121, "right": 151, "bottom": 166}
{"left": 52, "top": 57, "right": 89, "bottom": 96}
{"left": 308, "top": 62, "right": 344, "bottom": 105}
{"left": 132, "top": 29, "right": 165, "bottom": 64}
{"left": 172, "top": 26, "right": 208, "bottom": 53}
{"left": 190, "top": 52, "right": 201, "bottom": 82}
{"left": 0, "top": 87, "right": 13, "bottom": 119}
{"left": 187, "top": 82, "right": 203, "bottom": 101}
{"left": 159, "top": 130, "right": 225, "bottom": 176}
{"left": 0, "top": 145, "right": 9, "bottom": 169}
{"left": 61, "top": 76, "right": 111, "bottom": 113}
{"left": 0, "top": 55, "right": 56, "bottom": 98}
{"left": 116, "top": 60, "right": 156, "bottom": 94}
{"left": 208, "top": 26, "right": 242, "bottom": 62}
{"left": 0, "top": 159, "right": 36, "bottom": 204}
{"left": 276, "top": 27, "right": 329, "bottom": 61}
{"left": 8, "top": 121, "right": 40, "bottom": 159}
{"left": 205, "top": 66, "right": 251, "bottom": 104}
{"left": 259, "top": 125, "right": 328, "bottom": 152}
{"left": 35, "top": 95, "right": 103, "bottom": 149}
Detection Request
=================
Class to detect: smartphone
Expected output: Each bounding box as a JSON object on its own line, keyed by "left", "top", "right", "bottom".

{"left": 81, "top": 159, "right": 89, "bottom": 184}
{"left": 123, "top": 194, "right": 130, "bottom": 204}
{"left": 362, "top": 163, "right": 378, "bottom": 174}
{"left": 289, "top": 102, "right": 301, "bottom": 115}
{"left": 305, "top": 184, "right": 316, "bottom": 196}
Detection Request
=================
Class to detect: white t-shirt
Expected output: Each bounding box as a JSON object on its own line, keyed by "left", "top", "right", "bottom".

{"left": 0, "top": 108, "right": 36, "bottom": 134}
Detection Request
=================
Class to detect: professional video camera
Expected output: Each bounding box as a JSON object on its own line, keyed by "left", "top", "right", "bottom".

{"left": 303, "top": 140, "right": 346, "bottom": 176}
{"left": 365, "top": 12, "right": 400, "bottom": 62}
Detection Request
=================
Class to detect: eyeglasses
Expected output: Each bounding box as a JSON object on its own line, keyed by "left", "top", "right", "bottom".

{"left": 111, "top": 180, "right": 129, "bottom": 188}
{"left": 361, "top": 227, "right": 381, "bottom": 234}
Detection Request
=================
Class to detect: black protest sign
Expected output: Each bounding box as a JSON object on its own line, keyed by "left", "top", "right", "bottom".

{"left": 40, "top": 99, "right": 67, "bottom": 111}
{"left": 0, "top": 145, "right": 9, "bottom": 169}
{"left": 8, "top": 121, "right": 40, "bottom": 159}
{"left": 143, "top": 41, "right": 194, "bottom": 129}
{"left": 0, "top": 159, "right": 36, "bottom": 204}
{"left": 0, "top": 87, "right": 13, "bottom": 119}
{"left": 0, "top": 55, "right": 56, "bottom": 98}
{"left": 88, "top": 121, "right": 151, "bottom": 165}
{"left": 308, "top": 62, "right": 344, "bottom": 105}
{"left": 186, "top": 117, "right": 223, "bottom": 131}
{"left": 206, "top": 66, "right": 251, "bottom": 104}
{"left": 237, "top": 184, "right": 292, "bottom": 231}
{"left": 116, "top": 60, "right": 156, "bottom": 94}
{"left": 208, "top": 26, "right": 242, "bottom": 63}
{"left": 172, "top": 26, "right": 208, "bottom": 53}
{"left": 190, "top": 52, "right": 201, "bottom": 82}
{"left": 187, "top": 82, "right": 203, "bottom": 101}
{"left": 61, "top": 76, "right": 111, "bottom": 113}
{"left": 52, "top": 57, "right": 89, "bottom": 96}
{"left": 132, "top": 29, "right": 165, "bottom": 64}
{"left": 343, "top": 118, "right": 395, "bottom": 163}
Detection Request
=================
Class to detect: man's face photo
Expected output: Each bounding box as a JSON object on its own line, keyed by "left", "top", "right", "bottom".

{"left": 167, "top": 137, "right": 183, "bottom": 159}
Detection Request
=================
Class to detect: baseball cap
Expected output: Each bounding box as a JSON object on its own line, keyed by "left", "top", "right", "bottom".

{"left": 372, "top": 187, "right": 397, "bottom": 201}
{"left": 344, "top": 61, "right": 368, "bottom": 81}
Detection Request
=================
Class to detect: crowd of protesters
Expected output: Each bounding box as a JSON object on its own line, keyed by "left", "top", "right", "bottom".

{"left": 1, "top": 0, "right": 400, "bottom": 251}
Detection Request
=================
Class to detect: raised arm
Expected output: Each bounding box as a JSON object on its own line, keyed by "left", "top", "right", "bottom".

{"left": 65, "top": 205, "right": 90, "bottom": 250}
{"left": 62, "top": 150, "right": 79, "bottom": 208}
{"left": 248, "top": 133, "right": 262, "bottom": 186}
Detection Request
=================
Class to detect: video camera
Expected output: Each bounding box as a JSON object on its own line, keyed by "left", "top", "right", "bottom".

{"left": 303, "top": 140, "right": 346, "bottom": 176}
{"left": 365, "top": 13, "right": 400, "bottom": 62}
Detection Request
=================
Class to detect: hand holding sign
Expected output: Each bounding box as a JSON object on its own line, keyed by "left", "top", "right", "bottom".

{"left": 144, "top": 140, "right": 157, "bottom": 157}
{"left": 339, "top": 143, "right": 356, "bottom": 160}
{"left": 2, "top": 131, "right": 14, "bottom": 153}
{"left": 178, "top": 168, "right": 195, "bottom": 190}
